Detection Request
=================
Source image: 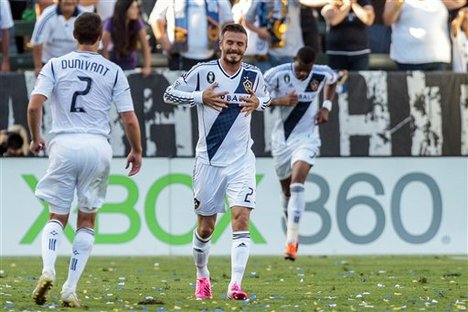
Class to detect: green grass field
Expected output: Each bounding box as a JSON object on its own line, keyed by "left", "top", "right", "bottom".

{"left": 1, "top": 256, "right": 467, "bottom": 311}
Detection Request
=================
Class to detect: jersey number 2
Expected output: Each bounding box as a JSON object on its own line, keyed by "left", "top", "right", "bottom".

{"left": 70, "top": 76, "right": 92, "bottom": 113}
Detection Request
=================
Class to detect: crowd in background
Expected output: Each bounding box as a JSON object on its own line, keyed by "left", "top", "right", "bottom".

{"left": 0, "top": 0, "right": 467, "bottom": 157}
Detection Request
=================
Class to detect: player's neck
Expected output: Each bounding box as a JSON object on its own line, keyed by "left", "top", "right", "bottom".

{"left": 219, "top": 59, "right": 242, "bottom": 76}
{"left": 78, "top": 43, "right": 99, "bottom": 53}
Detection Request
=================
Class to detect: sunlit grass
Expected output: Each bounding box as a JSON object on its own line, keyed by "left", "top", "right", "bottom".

{"left": 1, "top": 256, "right": 467, "bottom": 311}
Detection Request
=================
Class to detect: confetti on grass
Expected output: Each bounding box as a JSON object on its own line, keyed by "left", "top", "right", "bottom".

{"left": 138, "top": 296, "right": 164, "bottom": 305}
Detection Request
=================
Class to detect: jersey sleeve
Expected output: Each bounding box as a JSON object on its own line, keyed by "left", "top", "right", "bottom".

{"left": 31, "top": 59, "right": 56, "bottom": 98}
{"left": 148, "top": 0, "right": 170, "bottom": 25}
{"left": 163, "top": 67, "right": 201, "bottom": 106}
{"left": 0, "top": 1, "right": 14, "bottom": 29}
{"left": 322, "top": 65, "right": 339, "bottom": 85}
{"left": 112, "top": 67, "right": 134, "bottom": 112}
{"left": 254, "top": 70, "right": 272, "bottom": 111}
{"left": 31, "top": 8, "right": 53, "bottom": 45}
{"left": 263, "top": 67, "right": 279, "bottom": 92}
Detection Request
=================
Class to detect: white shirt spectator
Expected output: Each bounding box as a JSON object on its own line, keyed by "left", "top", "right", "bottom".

{"left": 148, "top": 0, "right": 233, "bottom": 60}
{"left": 389, "top": 0, "right": 451, "bottom": 64}
{"left": 0, "top": 0, "right": 14, "bottom": 33}
{"left": 31, "top": 4, "right": 82, "bottom": 64}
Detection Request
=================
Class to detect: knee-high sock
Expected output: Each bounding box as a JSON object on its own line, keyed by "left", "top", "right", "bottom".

{"left": 62, "top": 227, "right": 95, "bottom": 292}
{"left": 281, "top": 193, "right": 290, "bottom": 220}
{"left": 41, "top": 220, "right": 64, "bottom": 277}
{"left": 286, "top": 183, "right": 305, "bottom": 244}
{"left": 193, "top": 230, "right": 211, "bottom": 279}
{"left": 230, "top": 231, "right": 250, "bottom": 288}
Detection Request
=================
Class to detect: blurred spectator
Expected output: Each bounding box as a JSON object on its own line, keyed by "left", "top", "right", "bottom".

{"left": 0, "top": 124, "right": 29, "bottom": 156}
{"left": 31, "top": 0, "right": 82, "bottom": 76}
{"left": 78, "top": 0, "right": 116, "bottom": 20}
{"left": 36, "top": 0, "right": 55, "bottom": 18}
{"left": 9, "top": 0, "right": 35, "bottom": 54}
{"left": 102, "top": 0, "right": 151, "bottom": 77}
{"left": 243, "top": 0, "right": 325, "bottom": 73}
{"left": 368, "top": 0, "right": 391, "bottom": 53}
{"left": 1, "top": 0, "right": 14, "bottom": 72}
{"left": 451, "top": 6, "right": 467, "bottom": 72}
{"left": 148, "top": 0, "right": 233, "bottom": 71}
{"left": 301, "top": 2, "right": 329, "bottom": 54}
{"left": 321, "top": 0, "right": 375, "bottom": 71}
{"left": 232, "top": 0, "right": 268, "bottom": 63}
{"left": 383, "top": 0, "right": 466, "bottom": 71}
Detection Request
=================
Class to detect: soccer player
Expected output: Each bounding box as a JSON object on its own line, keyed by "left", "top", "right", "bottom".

{"left": 264, "top": 46, "right": 338, "bottom": 261}
{"left": 28, "top": 12, "right": 142, "bottom": 307}
{"left": 164, "top": 23, "right": 271, "bottom": 300}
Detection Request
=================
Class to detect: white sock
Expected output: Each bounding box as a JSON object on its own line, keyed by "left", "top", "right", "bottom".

{"left": 230, "top": 231, "right": 250, "bottom": 289}
{"left": 62, "top": 227, "right": 95, "bottom": 292}
{"left": 41, "top": 220, "right": 64, "bottom": 277}
{"left": 193, "top": 230, "right": 211, "bottom": 279}
{"left": 280, "top": 193, "right": 290, "bottom": 220}
{"left": 286, "top": 183, "right": 305, "bottom": 244}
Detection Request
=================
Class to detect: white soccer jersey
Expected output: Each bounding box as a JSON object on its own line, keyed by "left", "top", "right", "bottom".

{"left": 0, "top": 0, "right": 14, "bottom": 31}
{"left": 264, "top": 63, "right": 338, "bottom": 151}
{"left": 164, "top": 60, "right": 271, "bottom": 166}
{"left": 32, "top": 51, "right": 134, "bottom": 138}
{"left": 31, "top": 4, "right": 82, "bottom": 63}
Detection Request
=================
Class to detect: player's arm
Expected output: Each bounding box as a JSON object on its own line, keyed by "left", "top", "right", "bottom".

{"left": 27, "top": 94, "right": 47, "bottom": 154}
{"left": 120, "top": 111, "right": 142, "bottom": 176}
{"left": 27, "top": 60, "right": 55, "bottom": 153}
{"left": 316, "top": 67, "right": 338, "bottom": 124}
{"left": 164, "top": 67, "right": 218, "bottom": 107}
{"left": 263, "top": 68, "right": 295, "bottom": 107}
{"left": 113, "top": 68, "right": 142, "bottom": 176}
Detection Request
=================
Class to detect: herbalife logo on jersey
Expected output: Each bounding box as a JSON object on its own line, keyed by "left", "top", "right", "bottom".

{"left": 220, "top": 93, "right": 249, "bottom": 103}
{"left": 297, "top": 93, "right": 314, "bottom": 101}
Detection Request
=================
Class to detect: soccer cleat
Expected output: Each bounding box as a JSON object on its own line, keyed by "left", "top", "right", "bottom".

{"left": 227, "top": 282, "right": 248, "bottom": 300}
{"left": 61, "top": 289, "right": 81, "bottom": 307}
{"left": 195, "top": 277, "right": 212, "bottom": 300}
{"left": 284, "top": 241, "right": 299, "bottom": 261}
{"left": 32, "top": 271, "right": 55, "bottom": 305}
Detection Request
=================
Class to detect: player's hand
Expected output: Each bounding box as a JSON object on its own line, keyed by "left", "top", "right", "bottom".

{"left": 284, "top": 90, "right": 298, "bottom": 106}
{"left": 315, "top": 108, "right": 330, "bottom": 124}
{"left": 125, "top": 150, "right": 142, "bottom": 176}
{"left": 240, "top": 88, "right": 259, "bottom": 116}
{"left": 202, "top": 82, "right": 229, "bottom": 111}
{"left": 29, "top": 137, "right": 46, "bottom": 154}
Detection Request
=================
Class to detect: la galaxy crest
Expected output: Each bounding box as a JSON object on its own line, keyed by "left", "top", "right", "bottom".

{"left": 310, "top": 79, "right": 320, "bottom": 91}
{"left": 284, "top": 74, "right": 290, "bottom": 83}
{"left": 243, "top": 76, "right": 253, "bottom": 92}
{"left": 207, "top": 71, "right": 215, "bottom": 83}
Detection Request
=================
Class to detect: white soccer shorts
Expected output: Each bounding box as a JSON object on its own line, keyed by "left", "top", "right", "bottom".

{"left": 192, "top": 151, "right": 256, "bottom": 216}
{"left": 35, "top": 134, "right": 112, "bottom": 214}
{"left": 272, "top": 142, "right": 320, "bottom": 180}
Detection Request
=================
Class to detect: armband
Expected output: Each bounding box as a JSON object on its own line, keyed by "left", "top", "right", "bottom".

{"left": 322, "top": 100, "right": 332, "bottom": 112}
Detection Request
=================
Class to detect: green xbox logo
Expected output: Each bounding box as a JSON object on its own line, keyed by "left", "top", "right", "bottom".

{"left": 20, "top": 174, "right": 267, "bottom": 245}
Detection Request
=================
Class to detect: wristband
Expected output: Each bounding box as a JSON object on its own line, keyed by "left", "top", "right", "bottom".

{"left": 322, "top": 100, "right": 332, "bottom": 112}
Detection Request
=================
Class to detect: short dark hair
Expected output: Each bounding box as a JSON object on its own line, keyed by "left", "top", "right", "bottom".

{"left": 6, "top": 132, "right": 24, "bottom": 150}
{"left": 73, "top": 12, "right": 102, "bottom": 45}
{"left": 220, "top": 23, "right": 248, "bottom": 40}
{"left": 296, "top": 46, "right": 316, "bottom": 64}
